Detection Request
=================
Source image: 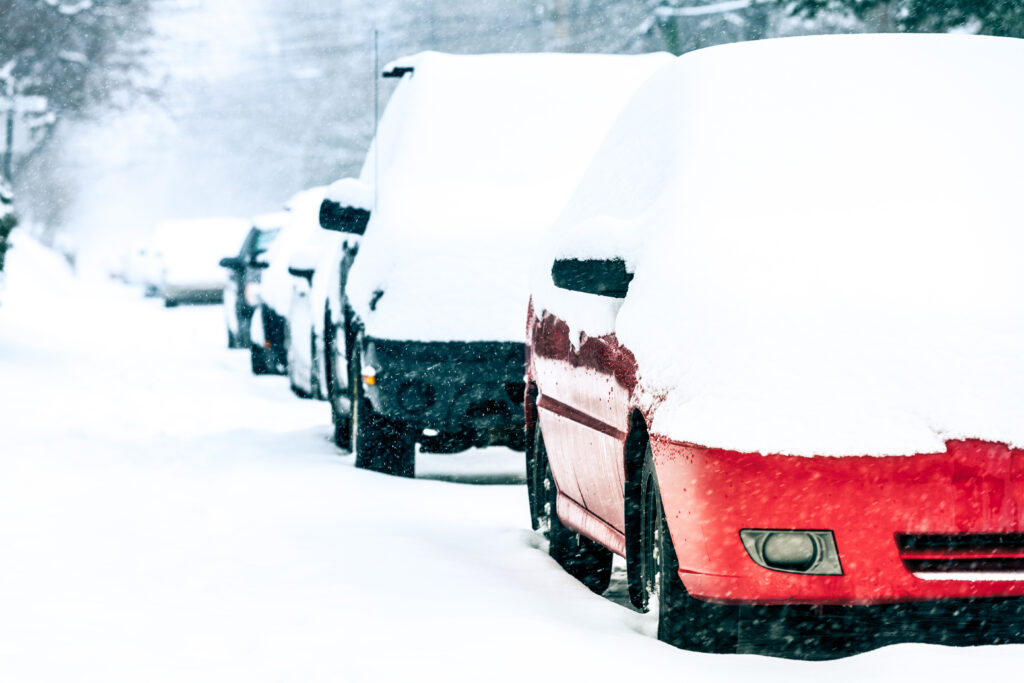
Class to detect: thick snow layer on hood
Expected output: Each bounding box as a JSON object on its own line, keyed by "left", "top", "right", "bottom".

{"left": 536, "top": 34, "right": 1024, "bottom": 457}
{"left": 153, "top": 218, "right": 251, "bottom": 285}
{"left": 258, "top": 187, "right": 326, "bottom": 315}
{"left": 347, "top": 51, "right": 672, "bottom": 342}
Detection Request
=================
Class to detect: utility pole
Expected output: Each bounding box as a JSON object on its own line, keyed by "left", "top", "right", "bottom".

{"left": 0, "top": 61, "right": 12, "bottom": 184}
{"left": 373, "top": 28, "right": 379, "bottom": 213}
{"left": 3, "top": 106, "right": 12, "bottom": 185}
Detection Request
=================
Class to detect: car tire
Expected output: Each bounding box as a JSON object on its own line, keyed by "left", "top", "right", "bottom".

{"left": 640, "top": 444, "right": 738, "bottom": 653}
{"left": 250, "top": 344, "right": 270, "bottom": 375}
{"left": 351, "top": 344, "right": 415, "bottom": 478}
{"left": 309, "top": 333, "right": 321, "bottom": 400}
{"left": 326, "top": 319, "right": 352, "bottom": 449}
{"left": 227, "top": 329, "right": 237, "bottom": 349}
{"left": 534, "top": 426, "right": 612, "bottom": 593}
{"left": 164, "top": 298, "right": 178, "bottom": 308}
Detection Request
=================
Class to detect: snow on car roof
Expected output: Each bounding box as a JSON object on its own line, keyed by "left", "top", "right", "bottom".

{"left": 252, "top": 211, "right": 290, "bottom": 231}
{"left": 152, "top": 217, "right": 251, "bottom": 255}
{"left": 535, "top": 34, "right": 1024, "bottom": 457}
{"left": 152, "top": 217, "right": 252, "bottom": 282}
{"left": 345, "top": 50, "right": 673, "bottom": 342}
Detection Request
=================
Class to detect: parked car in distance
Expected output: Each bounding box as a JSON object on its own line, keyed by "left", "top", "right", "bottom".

{"left": 219, "top": 215, "right": 283, "bottom": 352}
{"left": 328, "top": 51, "right": 672, "bottom": 477}
{"left": 526, "top": 34, "right": 1024, "bottom": 658}
{"left": 303, "top": 239, "right": 343, "bottom": 402}
{"left": 286, "top": 209, "right": 342, "bottom": 400}
{"left": 150, "top": 218, "right": 250, "bottom": 307}
{"left": 316, "top": 177, "right": 372, "bottom": 444}
{"left": 251, "top": 188, "right": 327, "bottom": 379}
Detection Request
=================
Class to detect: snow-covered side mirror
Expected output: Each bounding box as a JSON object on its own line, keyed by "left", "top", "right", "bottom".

{"left": 551, "top": 258, "right": 632, "bottom": 299}
{"left": 319, "top": 178, "right": 373, "bottom": 235}
{"left": 319, "top": 200, "right": 370, "bottom": 235}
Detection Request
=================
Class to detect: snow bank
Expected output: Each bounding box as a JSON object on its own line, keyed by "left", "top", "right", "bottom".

{"left": 345, "top": 51, "right": 673, "bottom": 342}
{"left": 0, "top": 230, "right": 74, "bottom": 307}
{"left": 258, "top": 186, "right": 327, "bottom": 316}
{"left": 535, "top": 34, "right": 1024, "bottom": 457}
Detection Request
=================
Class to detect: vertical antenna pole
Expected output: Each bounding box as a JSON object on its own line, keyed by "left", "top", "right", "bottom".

{"left": 373, "top": 29, "right": 379, "bottom": 212}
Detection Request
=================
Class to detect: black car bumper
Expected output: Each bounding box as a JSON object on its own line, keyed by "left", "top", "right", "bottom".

{"left": 361, "top": 338, "right": 526, "bottom": 449}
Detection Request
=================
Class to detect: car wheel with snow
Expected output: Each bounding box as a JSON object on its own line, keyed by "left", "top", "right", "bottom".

{"left": 535, "top": 426, "right": 611, "bottom": 593}
{"left": 326, "top": 318, "right": 352, "bottom": 449}
{"left": 250, "top": 344, "right": 272, "bottom": 375}
{"left": 308, "top": 334, "right": 321, "bottom": 399}
{"left": 640, "top": 444, "right": 737, "bottom": 653}
{"left": 351, "top": 344, "right": 415, "bottom": 478}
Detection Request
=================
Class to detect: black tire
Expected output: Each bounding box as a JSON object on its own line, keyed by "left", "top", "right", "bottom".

{"left": 309, "top": 333, "right": 322, "bottom": 400}
{"left": 325, "top": 318, "right": 352, "bottom": 449}
{"left": 640, "top": 444, "right": 738, "bottom": 653}
{"left": 227, "top": 329, "right": 237, "bottom": 349}
{"left": 351, "top": 344, "right": 415, "bottom": 478}
{"left": 534, "top": 426, "right": 612, "bottom": 593}
{"left": 164, "top": 298, "right": 178, "bottom": 308}
{"left": 250, "top": 345, "right": 270, "bottom": 375}
{"left": 525, "top": 420, "right": 543, "bottom": 531}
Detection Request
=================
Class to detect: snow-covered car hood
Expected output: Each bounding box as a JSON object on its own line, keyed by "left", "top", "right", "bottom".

{"left": 535, "top": 34, "right": 1024, "bottom": 457}
{"left": 347, "top": 225, "right": 537, "bottom": 343}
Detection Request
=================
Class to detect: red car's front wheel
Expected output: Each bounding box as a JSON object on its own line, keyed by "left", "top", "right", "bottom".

{"left": 641, "top": 444, "right": 738, "bottom": 653}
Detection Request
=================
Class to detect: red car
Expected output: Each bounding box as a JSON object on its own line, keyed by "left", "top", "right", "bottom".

{"left": 525, "top": 34, "right": 1024, "bottom": 657}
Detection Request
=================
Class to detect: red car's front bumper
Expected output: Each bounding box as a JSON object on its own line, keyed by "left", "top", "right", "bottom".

{"left": 652, "top": 436, "right": 1024, "bottom": 605}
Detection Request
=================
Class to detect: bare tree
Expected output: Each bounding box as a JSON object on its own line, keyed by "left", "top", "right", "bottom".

{"left": 779, "top": 0, "right": 1024, "bottom": 36}
{"left": 0, "top": 0, "right": 154, "bottom": 186}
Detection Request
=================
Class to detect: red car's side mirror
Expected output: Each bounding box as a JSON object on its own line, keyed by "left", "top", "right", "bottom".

{"left": 551, "top": 258, "right": 633, "bottom": 299}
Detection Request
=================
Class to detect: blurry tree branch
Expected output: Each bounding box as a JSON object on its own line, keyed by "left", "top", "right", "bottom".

{"left": 0, "top": 0, "right": 154, "bottom": 185}
{"left": 778, "top": 0, "right": 1024, "bottom": 36}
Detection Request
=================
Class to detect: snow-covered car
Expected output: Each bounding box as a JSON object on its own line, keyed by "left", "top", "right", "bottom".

{"left": 219, "top": 215, "right": 283, "bottom": 353}
{"left": 285, "top": 205, "right": 342, "bottom": 400}
{"left": 326, "top": 51, "right": 672, "bottom": 476}
{"left": 150, "top": 218, "right": 250, "bottom": 307}
{"left": 315, "top": 178, "right": 371, "bottom": 441}
{"left": 526, "top": 34, "right": 1024, "bottom": 657}
{"left": 248, "top": 188, "right": 327, "bottom": 378}
{"left": 304, "top": 240, "right": 343, "bottom": 403}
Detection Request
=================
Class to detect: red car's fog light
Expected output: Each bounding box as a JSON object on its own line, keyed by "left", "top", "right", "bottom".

{"left": 740, "top": 530, "right": 843, "bottom": 575}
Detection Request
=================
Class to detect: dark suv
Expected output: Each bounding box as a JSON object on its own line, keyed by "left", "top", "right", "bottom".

{"left": 320, "top": 52, "right": 671, "bottom": 477}
{"left": 219, "top": 223, "right": 280, "bottom": 352}
{"left": 318, "top": 195, "right": 525, "bottom": 479}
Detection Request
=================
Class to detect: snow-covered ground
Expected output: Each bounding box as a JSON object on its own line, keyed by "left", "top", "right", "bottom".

{"left": 1, "top": 233, "right": 1022, "bottom": 681}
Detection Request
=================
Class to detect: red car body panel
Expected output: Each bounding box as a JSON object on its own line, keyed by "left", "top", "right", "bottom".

{"left": 527, "top": 301, "right": 1024, "bottom": 606}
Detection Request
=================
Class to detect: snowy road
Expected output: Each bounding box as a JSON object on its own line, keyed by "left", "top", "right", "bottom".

{"left": 2, "top": 235, "right": 1023, "bottom": 681}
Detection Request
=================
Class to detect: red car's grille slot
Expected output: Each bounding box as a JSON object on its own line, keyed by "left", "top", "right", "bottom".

{"left": 897, "top": 534, "right": 1024, "bottom": 573}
